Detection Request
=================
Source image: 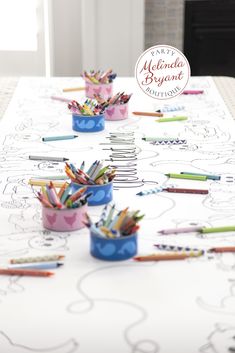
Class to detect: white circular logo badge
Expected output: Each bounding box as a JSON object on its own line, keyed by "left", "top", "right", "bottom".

{"left": 135, "top": 44, "right": 190, "bottom": 100}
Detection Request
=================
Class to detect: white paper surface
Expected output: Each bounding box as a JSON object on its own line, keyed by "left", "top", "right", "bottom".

{"left": 0, "top": 76, "right": 235, "bottom": 353}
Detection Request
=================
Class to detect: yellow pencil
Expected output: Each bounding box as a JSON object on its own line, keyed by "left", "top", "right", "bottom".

{"left": 112, "top": 207, "right": 129, "bottom": 231}
{"left": 29, "top": 179, "right": 65, "bottom": 188}
{"left": 62, "top": 87, "right": 85, "bottom": 92}
{"left": 99, "top": 226, "right": 115, "bottom": 238}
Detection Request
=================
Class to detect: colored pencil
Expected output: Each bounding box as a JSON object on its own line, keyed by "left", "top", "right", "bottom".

{"left": 132, "top": 111, "right": 163, "bottom": 117}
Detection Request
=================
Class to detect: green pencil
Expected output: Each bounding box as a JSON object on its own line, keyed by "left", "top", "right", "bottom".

{"left": 156, "top": 116, "right": 188, "bottom": 122}
{"left": 201, "top": 226, "right": 235, "bottom": 234}
{"left": 165, "top": 173, "right": 207, "bottom": 181}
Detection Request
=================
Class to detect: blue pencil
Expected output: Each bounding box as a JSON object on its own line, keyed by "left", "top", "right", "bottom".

{"left": 136, "top": 187, "right": 163, "bottom": 196}
{"left": 7, "top": 261, "right": 64, "bottom": 270}
{"left": 42, "top": 135, "right": 78, "bottom": 142}
{"left": 180, "top": 172, "right": 221, "bottom": 181}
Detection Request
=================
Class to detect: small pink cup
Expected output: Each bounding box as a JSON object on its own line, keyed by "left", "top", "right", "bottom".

{"left": 85, "top": 81, "right": 113, "bottom": 99}
{"left": 42, "top": 204, "right": 88, "bottom": 232}
{"left": 105, "top": 102, "right": 129, "bottom": 121}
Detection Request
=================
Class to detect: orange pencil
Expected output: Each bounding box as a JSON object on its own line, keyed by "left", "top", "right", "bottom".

{"left": 0, "top": 268, "right": 54, "bottom": 277}
{"left": 58, "top": 182, "right": 69, "bottom": 199}
{"left": 67, "top": 186, "right": 87, "bottom": 203}
{"left": 132, "top": 111, "right": 164, "bottom": 117}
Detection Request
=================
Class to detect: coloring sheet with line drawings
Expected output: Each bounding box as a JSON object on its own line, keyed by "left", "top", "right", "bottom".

{"left": 0, "top": 76, "right": 235, "bottom": 353}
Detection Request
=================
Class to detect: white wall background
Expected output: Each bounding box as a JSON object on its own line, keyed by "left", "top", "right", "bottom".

{"left": 80, "top": 0, "right": 144, "bottom": 77}
{"left": 0, "top": 0, "right": 145, "bottom": 77}
{"left": 0, "top": 0, "right": 46, "bottom": 76}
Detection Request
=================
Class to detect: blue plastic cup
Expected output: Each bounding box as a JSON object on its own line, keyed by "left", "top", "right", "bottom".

{"left": 71, "top": 181, "right": 113, "bottom": 206}
{"left": 72, "top": 113, "right": 105, "bottom": 132}
{"left": 90, "top": 231, "right": 138, "bottom": 261}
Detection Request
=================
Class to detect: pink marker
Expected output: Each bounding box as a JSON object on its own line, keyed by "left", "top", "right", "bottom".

{"left": 182, "top": 90, "right": 204, "bottom": 95}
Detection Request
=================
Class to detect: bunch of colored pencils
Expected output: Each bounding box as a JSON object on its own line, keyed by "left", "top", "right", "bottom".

{"left": 68, "top": 98, "right": 105, "bottom": 116}
{"left": 84, "top": 204, "right": 144, "bottom": 238}
{"left": 94, "top": 92, "right": 132, "bottom": 106}
{"left": 83, "top": 69, "right": 116, "bottom": 84}
{"left": 65, "top": 161, "right": 116, "bottom": 185}
{"left": 36, "top": 181, "right": 91, "bottom": 209}
{"left": 0, "top": 254, "right": 66, "bottom": 277}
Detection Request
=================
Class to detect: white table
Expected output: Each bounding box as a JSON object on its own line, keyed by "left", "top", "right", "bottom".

{"left": 0, "top": 76, "right": 235, "bottom": 353}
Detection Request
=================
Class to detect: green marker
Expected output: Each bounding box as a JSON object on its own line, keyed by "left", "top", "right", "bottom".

{"left": 201, "top": 226, "right": 235, "bottom": 234}
{"left": 165, "top": 173, "right": 207, "bottom": 181}
{"left": 156, "top": 116, "right": 188, "bottom": 122}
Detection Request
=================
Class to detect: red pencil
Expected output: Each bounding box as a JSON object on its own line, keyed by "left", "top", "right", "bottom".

{"left": 163, "top": 187, "right": 209, "bottom": 195}
{"left": 182, "top": 90, "right": 204, "bottom": 95}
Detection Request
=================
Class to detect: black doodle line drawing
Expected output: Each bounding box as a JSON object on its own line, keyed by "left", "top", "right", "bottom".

{"left": 197, "top": 279, "right": 235, "bottom": 316}
{"left": 0, "top": 331, "right": 79, "bottom": 353}
{"left": 200, "top": 323, "right": 235, "bottom": 353}
{"left": 67, "top": 264, "right": 159, "bottom": 353}
{"left": 0, "top": 276, "right": 24, "bottom": 302}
